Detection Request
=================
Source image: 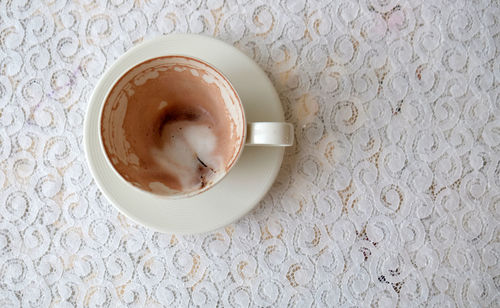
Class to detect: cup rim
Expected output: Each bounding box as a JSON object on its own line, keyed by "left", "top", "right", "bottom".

{"left": 98, "top": 54, "right": 247, "bottom": 199}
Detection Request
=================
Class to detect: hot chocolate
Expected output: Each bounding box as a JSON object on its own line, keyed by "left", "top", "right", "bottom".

{"left": 101, "top": 56, "right": 245, "bottom": 196}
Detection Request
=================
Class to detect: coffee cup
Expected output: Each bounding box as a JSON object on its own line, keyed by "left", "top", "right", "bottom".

{"left": 100, "top": 55, "right": 293, "bottom": 198}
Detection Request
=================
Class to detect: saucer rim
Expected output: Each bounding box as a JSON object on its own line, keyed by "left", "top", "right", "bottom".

{"left": 84, "top": 34, "right": 285, "bottom": 234}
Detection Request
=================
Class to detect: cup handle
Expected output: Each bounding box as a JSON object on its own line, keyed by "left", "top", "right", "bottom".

{"left": 246, "top": 122, "right": 294, "bottom": 146}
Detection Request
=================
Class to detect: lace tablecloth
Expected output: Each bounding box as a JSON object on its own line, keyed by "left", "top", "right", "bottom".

{"left": 1, "top": 0, "right": 499, "bottom": 306}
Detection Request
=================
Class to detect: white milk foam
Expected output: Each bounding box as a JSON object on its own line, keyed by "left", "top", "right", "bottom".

{"left": 151, "top": 121, "right": 223, "bottom": 191}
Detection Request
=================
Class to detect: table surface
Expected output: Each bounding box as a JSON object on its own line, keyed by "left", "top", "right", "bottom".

{"left": 1, "top": 0, "right": 499, "bottom": 307}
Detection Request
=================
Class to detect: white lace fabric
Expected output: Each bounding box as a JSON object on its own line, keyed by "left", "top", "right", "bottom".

{"left": 0, "top": 0, "right": 499, "bottom": 306}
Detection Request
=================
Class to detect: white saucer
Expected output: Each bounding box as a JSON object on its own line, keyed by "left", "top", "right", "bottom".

{"left": 84, "top": 34, "right": 285, "bottom": 234}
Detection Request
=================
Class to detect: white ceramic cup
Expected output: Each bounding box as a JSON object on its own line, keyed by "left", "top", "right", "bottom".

{"left": 100, "top": 55, "right": 293, "bottom": 198}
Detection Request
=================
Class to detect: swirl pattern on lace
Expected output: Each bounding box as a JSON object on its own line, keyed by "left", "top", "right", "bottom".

{"left": 0, "top": 0, "right": 499, "bottom": 306}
